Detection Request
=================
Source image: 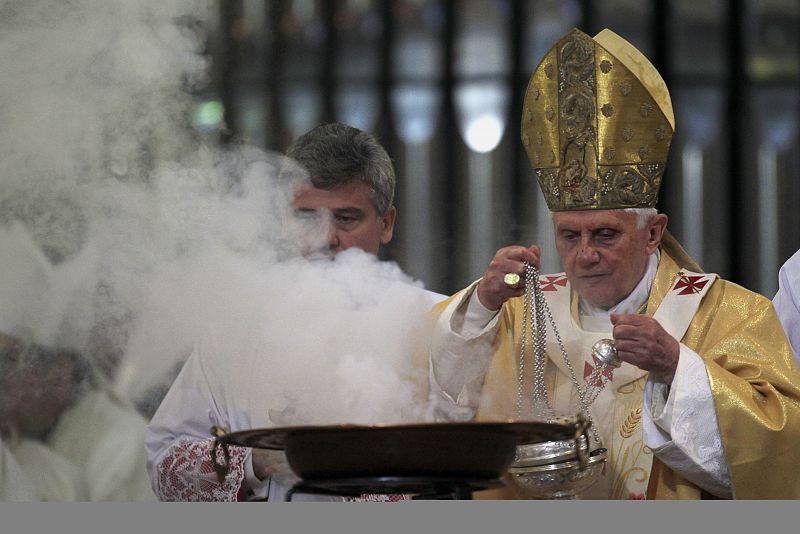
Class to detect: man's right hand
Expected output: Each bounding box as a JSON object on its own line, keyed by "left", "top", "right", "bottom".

{"left": 476, "top": 245, "right": 541, "bottom": 311}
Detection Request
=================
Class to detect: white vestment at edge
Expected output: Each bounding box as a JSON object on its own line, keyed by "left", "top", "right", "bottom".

{"left": 1, "top": 435, "right": 39, "bottom": 501}
{"left": 46, "top": 389, "right": 156, "bottom": 501}
{"left": 4, "top": 436, "right": 90, "bottom": 501}
{"left": 1, "top": 221, "right": 155, "bottom": 501}
{"left": 773, "top": 249, "right": 800, "bottom": 367}
{"left": 1, "top": 390, "right": 156, "bottom": 502}
{"left": 429, "top": 251, "right": 732, "bottom": 498}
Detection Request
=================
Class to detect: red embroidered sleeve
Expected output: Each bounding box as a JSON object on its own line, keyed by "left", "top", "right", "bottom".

{"left": 154, "top": 438, "right": 247, "bottom": 501}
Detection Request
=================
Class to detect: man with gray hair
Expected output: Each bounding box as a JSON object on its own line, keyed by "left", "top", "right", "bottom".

{"left": 429, "top": 28, "right": 800, "bottom": 500}
{"left": 285, "top": 122, "right": 396, "bottom": 257}
{"left": 146, "top": 122, "right": 443, "bottom": 501}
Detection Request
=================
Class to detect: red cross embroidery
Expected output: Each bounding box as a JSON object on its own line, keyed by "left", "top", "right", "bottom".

{"left": 539, "top": 275, "right": 568, "bottom": 292}
{"left": 584, "top": 355, "right": 614, "bottom": 387}
{"left": 674, "top": 275, "right": 709, "bottom": 295}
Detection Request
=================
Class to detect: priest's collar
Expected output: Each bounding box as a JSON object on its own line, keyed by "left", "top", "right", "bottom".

{"left": 578, "top": 249, "right": 660, "bottom": 319}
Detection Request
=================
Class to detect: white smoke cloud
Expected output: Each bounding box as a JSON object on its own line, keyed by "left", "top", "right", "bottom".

{"left": 1, "top": 0, "right": 438, "bottom": 432}
{"left": 118, "top": 248, "right": 435, "bottom": 425}
{"left": 0, "top": 0, "right": 209, "bottom": 188}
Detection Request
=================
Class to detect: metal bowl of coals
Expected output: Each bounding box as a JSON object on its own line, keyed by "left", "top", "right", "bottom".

{"left": 210, "top": 420, "right": 581, "bottom": 483}
{"left": 508, "top": 443, "right": 607, "bottom": 499}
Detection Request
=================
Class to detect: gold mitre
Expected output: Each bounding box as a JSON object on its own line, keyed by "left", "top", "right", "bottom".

{"left": 521, "top": 28, "right": 675, "bottom": 211}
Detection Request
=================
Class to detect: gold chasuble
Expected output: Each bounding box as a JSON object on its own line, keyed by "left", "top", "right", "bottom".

{"left": 429, "top": 27, "right": 800, "bottom": 499}
{"left": 465, "top": 247, "right": 800, "bottom": 499}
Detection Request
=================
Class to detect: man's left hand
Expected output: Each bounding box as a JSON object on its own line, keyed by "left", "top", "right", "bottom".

{"left": 610, "top": 314, "right": 680, "bottom": 385}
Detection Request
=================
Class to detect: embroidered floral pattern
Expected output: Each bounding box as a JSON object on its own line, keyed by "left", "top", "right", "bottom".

{"left": 155, "top": 438, "right": 247, "bottom": 501}
{"left": 667, "top": 357, "right": 731, "bottom": 496}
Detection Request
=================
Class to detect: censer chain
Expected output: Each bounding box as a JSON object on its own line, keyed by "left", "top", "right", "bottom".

{"left": 518, "top": 262, "right": 605, "bottom": 446}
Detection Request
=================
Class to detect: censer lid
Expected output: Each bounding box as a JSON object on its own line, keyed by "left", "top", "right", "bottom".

{"left": 509, "top": 447, "right": 607, "bottom": 474}
{"left": 511, "top": 434, "right": 589, "bottom": 469}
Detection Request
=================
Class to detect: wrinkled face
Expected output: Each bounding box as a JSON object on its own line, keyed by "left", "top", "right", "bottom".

{"left": 552, "top": 210, "right": 666, "bottom": 309}
{"left": 292, "top": 181, "right": 395, "bottom": 256}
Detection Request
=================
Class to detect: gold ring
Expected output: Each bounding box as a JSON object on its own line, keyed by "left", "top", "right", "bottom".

{"left": 503, "top": 272, "right": 521, "bottom": 289}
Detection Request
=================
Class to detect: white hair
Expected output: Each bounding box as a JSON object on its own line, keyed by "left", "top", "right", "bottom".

{"left": 624, "top": 207, "right": 658, "bottom": 229}
{"left": 549, "top": 207, "right": 657, "bottom": 230}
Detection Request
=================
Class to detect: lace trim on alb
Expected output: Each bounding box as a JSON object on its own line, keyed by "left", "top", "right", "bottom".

{"left": 155, "top": 438, "right": 247, "bottom": 501}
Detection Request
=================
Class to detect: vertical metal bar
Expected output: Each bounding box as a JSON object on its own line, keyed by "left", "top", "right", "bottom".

{"left": 266, "top": 0, "right": 286, "bottom": 149}
{"left": 534, "top": 183, "right": 558, "bottom": 273}
{"left": 378, "top": 0, "right": 395, "bottom": 140}
{"left": 405, "top": 143, "right": 434, "bottom": 283}
{"left": 321, "top": 0, "right": 338, "bottom": 122}
{"left": 220, "top": 0, "right": 244, "bottom": 144}
{"left": 651, "top": 0, "right": 669, "bottom": 78}
{"left": 758, "top": 144, "right": 779, "bottom": 295}
{"left": 726, "top": 0, "right": 745, "bottom": 283}
{"left": 580, "top": 0, "right": 595, "bottom": 35}
{"left": 378, "top": 0, "right": 397, "bottom": 263}
{"left": 442, "top": 0, "right": 458, "bottom": 293}
{"left": 652, "top": 0, "right": 674, "bottom": 218}
{"left": 682, "top": 145, "right": 705, "bottom": 265}
{"left": 510, "top": 0, "right": 525, "bottom": 244}
{"left": 467, "top": 151, "right": 493, "bottom": 278}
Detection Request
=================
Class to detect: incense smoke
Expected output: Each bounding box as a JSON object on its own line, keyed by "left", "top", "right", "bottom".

{"left": 0, "top": 0, "right": 438, "bottom": 432}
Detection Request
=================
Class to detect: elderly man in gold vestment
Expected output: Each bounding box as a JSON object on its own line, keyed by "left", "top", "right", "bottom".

{"left": 429, "top": 28, "right": 800, "bottom": 499}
